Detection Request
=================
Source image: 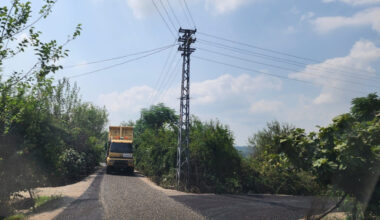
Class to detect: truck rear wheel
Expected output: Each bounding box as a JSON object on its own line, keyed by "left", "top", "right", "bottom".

{"left": 106, "top": 166, "right": 112, "bottom": 174}
{"left": 127, "top": 167, "right": 134, "bottom": 175}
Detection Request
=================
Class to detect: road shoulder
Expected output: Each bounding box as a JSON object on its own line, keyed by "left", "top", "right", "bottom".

{"left": 26, "top": 168, "right": 103, "bottom": 220}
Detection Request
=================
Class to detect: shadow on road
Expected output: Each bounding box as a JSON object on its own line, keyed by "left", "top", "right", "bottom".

{"left": 105, "top": 171, "right": 145, "bottom": 178}
{"left": 169, "top": 193, "right": 332, "bottom": 219}
{"left": 53, "top": 170, "right": 105, "bottom": 220}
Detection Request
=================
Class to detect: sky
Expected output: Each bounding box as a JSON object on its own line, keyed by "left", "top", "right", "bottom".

{"left": 3, "top": 0, "right": 380, "bottom": 145}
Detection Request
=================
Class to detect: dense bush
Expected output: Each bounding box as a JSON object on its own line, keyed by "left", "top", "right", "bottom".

{"left": 189, "top": 118, "right": 241, "bottom": 193}
{"left": 133, "top": 96, "right": 379, "bottom": 218}
{"left": 244, "top": 121, "right": 320, "bottom": 195}
{"left": 0, "top": 1, "right": 106, "bottom": 216}
{"left": 134, "top": 104, "right": 241, "bottom": 193}
{"left": 279, "top": 93, "right": 380, "bottom": 218}
{"left": 57, "top": 148, "right": 86, "bottom": 182}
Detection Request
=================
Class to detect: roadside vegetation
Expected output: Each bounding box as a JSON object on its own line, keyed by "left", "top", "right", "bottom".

{"left": 1, "top": 1, "right": 378, "bottom": 220}
{"left": 0, "top": 0, "right": 107, "bottom": 218}
{"left": 134, "top": 93, "right": 380, "bottom": 219}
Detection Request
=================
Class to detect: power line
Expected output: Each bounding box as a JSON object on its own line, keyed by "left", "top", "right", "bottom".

{"left": 197, "top": 47, "right": 380, "bottom": 89}
{"left": 156, "top": 57, "right": 181, "bottom": 104}
{"left": 193, "top": 55, "right": 371, "bottom": 95}
{"left": 182, "top": 0, "right": 196, "bottom": 28}
{"left": 158, "top": 0, "right": 178, "bottom": 32}
{"left": 197, "top": 39, "right": 380, "bottom": 82}
{"left": 151, "top": 0, "right": 176, "bottom": 38}
{"left": 66, "top": 45, "right": 172, "bottom": 79}
{"left": 199, "top": 32, "right": 318, "bottom": 62}
{"left": 147, "top": 43, "right": 176, "bottom": 104}
{"left": 165, "top": 0, "right": 181, "bottom": 27}
{"left": 148, "top": 43, "right": 178, "bottom": 104}
{"left": 63, "top": 44, "right": 177, "bottom": 69}
{"left": 198, "top": 32, "right": 376, "bottom": 77}
{"left": 179, "top": 0, "right": 192, "bottom": 28}
{"left": 198, "top": 39, "right": 312, "bottom": 66}
{"left": 150, "top": 51, "right": 179, "bottom": 105}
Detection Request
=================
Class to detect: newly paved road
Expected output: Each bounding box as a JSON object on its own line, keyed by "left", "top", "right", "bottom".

{"left": 54, "top": 169, "right": 326, "bottom": 220}
{"left": 101, "top": 172, "right": 201, "bottom": 219}
{"left": 55, "top": 170, "right": 201, "bottom": 220}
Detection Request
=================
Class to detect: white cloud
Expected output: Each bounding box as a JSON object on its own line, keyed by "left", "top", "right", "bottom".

{"left": 322, "top": 0, "right": 380, "bottom": 6}
{"left": 313, "top": 7, "right": 380, "bottom": 34}
{"left": 285, "top": 26, "right": 296, "bottom": 34}
{"left": 124, "top": 0, "right": 258, "bottom": 19}
{"left": 300, "top": 11, "right": 315, "bottom": 22}
{"left": 156, "top": 73, "right": 283, "bottom": 106}
{"left": 191, "top": 74, "right": 282, "bottom": 104}
{"left": 250, "top": 100, "right": 283, "bottom": 113}
{"left": 205, "top": 0, "right": 257, "bottom": 14}
{"left": 289, "top": 39, "right": 380, "bottom": 104}
{"left": 98, "top": 74, "right": 282, "bottom": 144}
{"left": 99, "top": 85, "right": 155, "bottom": 113}
{"left": 290, "top": 6, "right": 300, "bottom": 15}
{"left": 125, "top": 0, "right": 155, "bottom": 19}
{"left": 99, "top": 74, "right": 282, "bottom": 113}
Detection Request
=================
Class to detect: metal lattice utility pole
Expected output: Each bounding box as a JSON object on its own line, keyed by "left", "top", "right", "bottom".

{"left": 176, "top": 27, "right": 196, "bottom": 190}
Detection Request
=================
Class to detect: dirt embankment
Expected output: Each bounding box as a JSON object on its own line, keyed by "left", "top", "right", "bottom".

{"left": 16, "top": 169, "right": 102, "bottom": 220}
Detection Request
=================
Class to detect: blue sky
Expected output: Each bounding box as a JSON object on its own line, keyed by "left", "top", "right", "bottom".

{"left": 3, "top": 0, "right": 380, "bottom": 145}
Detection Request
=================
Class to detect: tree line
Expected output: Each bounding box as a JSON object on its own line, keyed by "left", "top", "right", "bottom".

{"left": 0, "top": 0, "right": 108, "bottom": 217}
{"left": 132, "top": 94, "right": 379, "bottom": 219}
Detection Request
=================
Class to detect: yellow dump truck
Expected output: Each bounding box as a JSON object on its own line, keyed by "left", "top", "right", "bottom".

{"left": 106, "top": 126, "right": 134, "bottom": 174}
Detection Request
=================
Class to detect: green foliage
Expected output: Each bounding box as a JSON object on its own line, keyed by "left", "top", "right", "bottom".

{"left": 135, "top": 127, "right": 177, "bottom": 183}
{"left": 190, "top": 118, "right": 241, "bottom": 193}
{"left": 351, "top": 93, "right": 380, "bottom": 122}
{"left": 244, "top": 121, "right": 320, "bottom": 195}
{"left": 279, "top": 94, "right": 380, "bottom": 218}
{"left": 134, "top": 104, "right": 178, "bottom": 185}
{"left": 57, "top": 148, "right": 86, "bottom": 182}
{"left": 0, "top": 1, "right": 106, "bottom": 218}
{"left": 135, "top": 103, "right": 178, "bottom": 135}
{"left": 34, "top": 195, "right": 61, "bottom": 208}
{"left": 134, "top": 104, "right": 241, "bottom": 193}
{"left": 4, "top": 213, "right": 25, "bottom": 220}
{"left": 248, "top": 121, "right": 294, "bottom": 158}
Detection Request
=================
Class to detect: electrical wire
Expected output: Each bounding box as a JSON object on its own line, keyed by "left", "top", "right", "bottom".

{"left": 151, "top": 0, "right": 176, "bottom": 38}
{"left": 63, "top": 44, "right": 177, "bottom": 69}
{"left": 179, "top": 0, "right": 193, "bottom": 28}
{"left": 193, "top": 55, "right": 372, "bottom": 95}
{"left": 150, "top": 50, "right": 179, "bottom": 105}
{"left": 182, "top": 0, "right": 196, "bottom": 28}
{"left": 165, "top": 0, "right": 181, "bottom": 28}
{"left": 197, "top": 47, "right": 380, "bottom": 89}
{"left": 66, "top": 45, "right": 172, "bottom": 79}
{"left": 197, "top": 39, "right": 380, "bottom": 82}
{"left": 158, "top": 0, "right": 178, "bottom": 32}
{"left": 198, "top": 31, "right": 376, "bottom": 77}
{"left": 147, "top": 42, "right": 177, "bottom": 104}
{"left": 156, "top": 57, "right": 181, "bottom": 104}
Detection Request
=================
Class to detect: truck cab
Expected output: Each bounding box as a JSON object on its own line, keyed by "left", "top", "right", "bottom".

{"left": 106, "top": 126, "right": 134, "bottom": 174}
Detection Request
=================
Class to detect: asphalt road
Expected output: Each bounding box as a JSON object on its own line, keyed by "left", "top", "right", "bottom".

{"left": 54, "top": 170, "right": 201, "bottom": 220}
{"left": 54, "top": 169, "right": 326, "bottom": 220}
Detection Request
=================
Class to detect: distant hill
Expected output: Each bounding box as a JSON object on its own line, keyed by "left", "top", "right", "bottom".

{"left": 234, "top": 146, "right": 252, "bottom": 158}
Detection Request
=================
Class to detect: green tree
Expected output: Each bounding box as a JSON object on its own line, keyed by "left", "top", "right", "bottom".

{"left": 351, "top": 93, "right": 380, "bottom": 122}
{"left": 0, "top": 1, "right": 111, "bottom": 217}
{"left": 133, "top": 104, "right": 242, "bottom": 193}
{"left": 245, "top": 121, "right": 319, "bottom": 195}
{"left": 190, "top": 118, "right": 241, "bottom": 193}
{"left": 135, "top": 103, "right": 178, "bottom": 133}
{"left": 279, "top": 94, "right": 380, "bottom": 219}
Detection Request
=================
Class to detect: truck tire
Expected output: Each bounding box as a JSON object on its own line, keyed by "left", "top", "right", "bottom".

{"left": 127, "top": 167, "right": 134, "bottom": 175}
